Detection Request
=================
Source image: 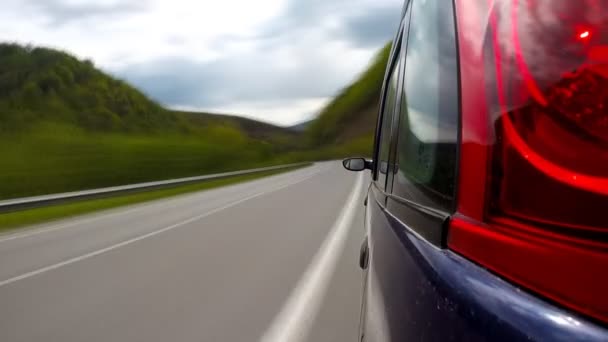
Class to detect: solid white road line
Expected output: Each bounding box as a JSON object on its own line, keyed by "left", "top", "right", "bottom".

{"left": 260, "top": 172, "right": 364, "bottom": 342}
{"left": 0, "top": 168, "right": 326, "bottom": 288}
{"left": 0, "top": 164, "right": 321, "bottom": 244}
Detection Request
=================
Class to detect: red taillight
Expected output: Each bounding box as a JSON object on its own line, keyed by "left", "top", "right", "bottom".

{"left": 452, "top": 0, "right": 608, "bottom": 323}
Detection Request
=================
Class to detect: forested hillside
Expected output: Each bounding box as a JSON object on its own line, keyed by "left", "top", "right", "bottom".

{"left": 0, "top": 41, "right": 392, "bottom": 198}
{"left": 0, "top": 43, "right": 297, "bottom": 140}
{"left": 0, "top": 43, "right": 299, "bottom": 199}
{"left": 0, "top": 44, "right": 175, "bottom": 132}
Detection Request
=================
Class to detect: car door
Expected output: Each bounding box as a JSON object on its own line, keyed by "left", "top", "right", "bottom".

{"left": 359, "top": 6, "right": 408, "bottom": 341}
{"left": 361, "top": 0, "right": 460, "bottom": 340}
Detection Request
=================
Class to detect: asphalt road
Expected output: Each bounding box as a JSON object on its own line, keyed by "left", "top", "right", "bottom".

{"left": 0, "top": 162, "right": 368, "bottom": 342}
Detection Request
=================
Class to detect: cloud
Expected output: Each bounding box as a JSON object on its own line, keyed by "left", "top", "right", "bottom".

{"left": 115, "top": 0, "right": 402, "bottom": 124}
{"left": 4, "top": 0, "right": 403, "bottom": 124}
{"left": 25, "top": 0, "right": 148, "bottom": 26}
{"left": 120, "top": 46, "right": 353, "bottom": 107}
{"left": 339, "top": 6, "right": 401, "bottom": 48}
{"left": 258, "top": 0, "right": 400, "bottom": 48}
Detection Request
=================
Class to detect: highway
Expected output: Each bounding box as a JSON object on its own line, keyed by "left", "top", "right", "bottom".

{"left": 0, "top": 162, "right": 367, "bottom": 342}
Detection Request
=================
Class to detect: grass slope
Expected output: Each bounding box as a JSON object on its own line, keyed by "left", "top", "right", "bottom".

{"left": 305, "top": 43, "right": 391, "bottom": 157}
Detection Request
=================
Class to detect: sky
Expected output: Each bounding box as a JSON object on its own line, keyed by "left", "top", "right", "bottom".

{"left": 1, "top": 0, "right": 402, "bottom": 126}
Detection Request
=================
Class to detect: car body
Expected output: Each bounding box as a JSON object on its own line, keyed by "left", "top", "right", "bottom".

{"left": 344, "top": 0, "right": 608, "bottom": 341}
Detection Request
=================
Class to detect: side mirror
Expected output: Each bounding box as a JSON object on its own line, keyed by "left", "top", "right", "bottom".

{"left": 342, "top": 157, "right": 372, "bottom": 172}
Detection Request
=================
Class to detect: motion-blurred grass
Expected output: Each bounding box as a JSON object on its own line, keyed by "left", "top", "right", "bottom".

{"left": 0, "top": 122, "right": 280, "bottom": 199}
{"left": 0, "top": 165, "right": 307, "bottom": 232}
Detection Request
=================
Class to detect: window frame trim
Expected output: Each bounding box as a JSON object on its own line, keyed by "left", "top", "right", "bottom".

{"left": 372, "top": 17, "right": 407, "bottom": 183}
{"left": 386, "top": 4, "right": 413, "bottom": 195}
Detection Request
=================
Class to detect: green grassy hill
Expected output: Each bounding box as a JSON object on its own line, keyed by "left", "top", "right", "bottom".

{"left": 0, "top": 41, "right": 392, "bottom": 198}
{"left": 0, "top": 44, "right": 173, "bottom": 133}
{"left": 305, "top": 43, "right": 391, "bottom": 157}
{"left": 0, "top": 43, "right": 299, "bottom": 199}
{"left": 0, "top": 43, "right": 298, "bottom": 139}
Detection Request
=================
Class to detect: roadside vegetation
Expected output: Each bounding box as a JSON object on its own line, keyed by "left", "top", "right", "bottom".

{"left": 0, "top": 42, "right": 390, "bottom": 200}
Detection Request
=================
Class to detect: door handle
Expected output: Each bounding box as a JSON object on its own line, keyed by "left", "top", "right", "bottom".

{"left": 359, "top": 237, "right": 369, "bottom": 269}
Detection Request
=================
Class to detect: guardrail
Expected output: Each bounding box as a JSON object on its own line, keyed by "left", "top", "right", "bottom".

{"left": 0, "top": 162, "right": 310, "bottom": 213}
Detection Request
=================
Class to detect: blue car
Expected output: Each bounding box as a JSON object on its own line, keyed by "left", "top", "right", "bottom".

{"left": 343, "top": 0, "right": 608, "bottom": 340}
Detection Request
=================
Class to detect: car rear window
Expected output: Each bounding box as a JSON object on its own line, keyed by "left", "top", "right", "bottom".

{"left": 391, "top": 0, "right": 460, "bottom": 211}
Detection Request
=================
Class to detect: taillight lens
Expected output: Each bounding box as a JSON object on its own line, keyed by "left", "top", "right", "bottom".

{"left": 451, "top": 0, "right": 608, "bottom": 323}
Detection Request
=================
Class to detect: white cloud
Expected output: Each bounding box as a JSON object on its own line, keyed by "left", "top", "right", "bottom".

{"left": 1, "top": 0, "right": 288, "bottom": 66}
{"left": 1, "top": 0, "right": 402, "bottom": 125}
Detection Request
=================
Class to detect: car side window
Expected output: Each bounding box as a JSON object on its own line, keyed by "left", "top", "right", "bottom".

{"left": 391, "top": 0, "right": 459, "bottom": 211}
{"left": 376, "top": 52, "right": 401, "bottom": 189}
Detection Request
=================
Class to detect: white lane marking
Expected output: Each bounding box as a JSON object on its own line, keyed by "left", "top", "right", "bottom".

{"left": 0, "top": 168, "right": 327, "bottom": 288}
{"left": 260, "top": 172, "right": 364, "bottom": 342}
{"left": 0, "top": 165, "right": 321, "bottom": 244}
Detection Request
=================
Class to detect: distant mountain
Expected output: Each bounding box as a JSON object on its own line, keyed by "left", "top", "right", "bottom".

{"left": 288, "top": 120, "right": 313, "bottom": 132}
{"left": 174, "top": 110, "right": 301, "bottom": 148}
{"left": 305, "top": 43, "right": 391, "bottom": 156}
